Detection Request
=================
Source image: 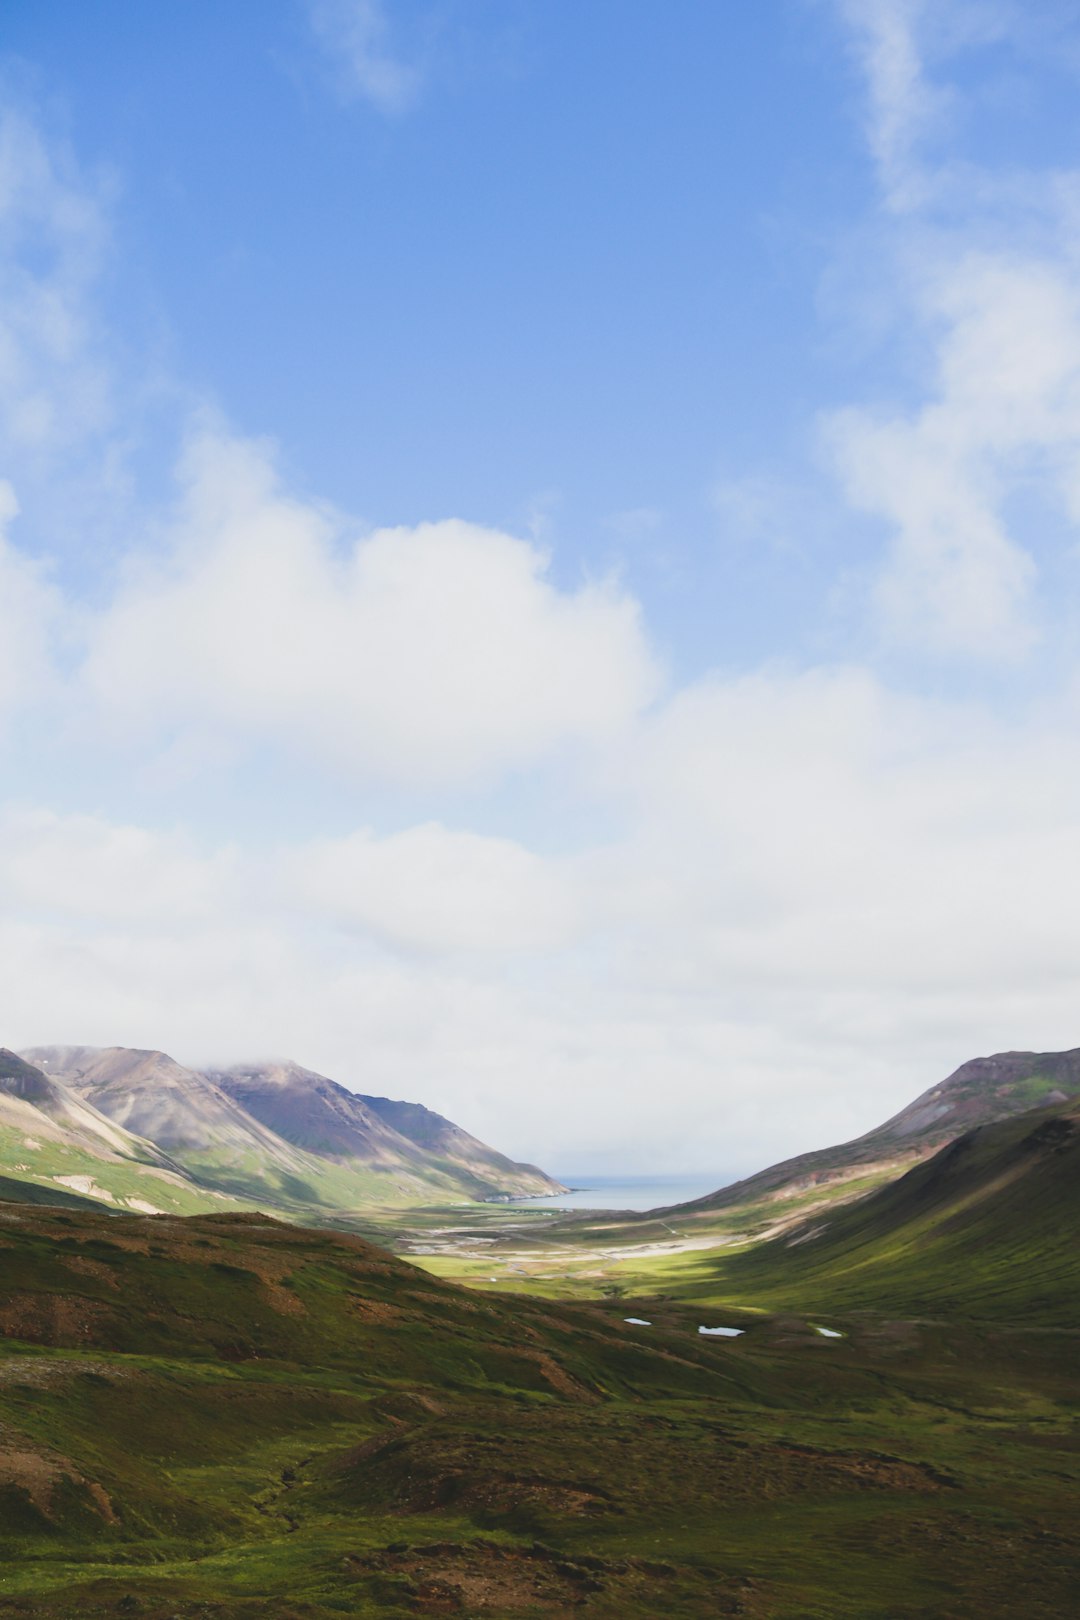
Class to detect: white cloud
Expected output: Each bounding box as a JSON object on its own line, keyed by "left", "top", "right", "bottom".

{"left": 828, "top": 2, "right": 1080, "bottom": 655}
{"left": 837, "top": 0, "right": 941, "bottom": 210}
{"left": 835, "top": 0, "right": 1017, "bottom": 209}
{"left": 6, "top": 663, "right": 1080, "bottom": 1172}
{"left": 0, "top": 482, "right": 61, "bottom": 717}
{"left": 622, "top": 666, "right": 1080, "bottom": 998}
{"left": 0, "top": 808, "right": 235, "bottom": 926}
{"left": 0, "top": 106, "right": 111, "bottom": 458}
{"left": 307, "top": 0, "right": 424, "bottom": 114}
{"left": 79, "top": 429, "right": 660, "bottom": 786}
{"left": 292, "top": 822, "right": 581, "bottom": 954}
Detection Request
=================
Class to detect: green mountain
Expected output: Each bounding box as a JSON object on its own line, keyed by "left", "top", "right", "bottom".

{"left": 11, "top": 1045, "right": 565, "bottom": 1214}
{"left": 414, "top": 1046, "right": 1080, "bottom": 1308}
{"left": 665, "top": 1046, "right": 1080, "bottom": 1233}
{"left": 721, "top": 1097, "right": 1080, "bottom": 1324}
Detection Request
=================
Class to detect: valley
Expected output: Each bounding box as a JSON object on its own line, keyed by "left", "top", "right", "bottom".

{"left": 0, "top": 1045, "right": 1078, "bottom": 1617}
{"left": 0, "top": 1201, "right": 1077, "bottom": 1619}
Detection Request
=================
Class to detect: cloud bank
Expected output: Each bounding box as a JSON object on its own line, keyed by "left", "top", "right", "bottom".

{"left": 4, "top": 9, "right": 1080, "bottom": 1174}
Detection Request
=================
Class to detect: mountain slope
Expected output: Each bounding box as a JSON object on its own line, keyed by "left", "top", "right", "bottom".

{"left": 18, "top": 1045, "right": 565, "bottom": 1210}
{"left": 0, "top": 1049, "right": 174, "bottom": 1165}
{"left": 206, "top": 1060, "right": 434, "bottom": 1166}
{"left": 360, "top": 1091, "right": 565, "bottom": 1197}
{"left": 0, "top": 1049, "right": 246, "bottom": 1216}
{"left": 211, "top": 1059, "right": 566, "bottom": 1198}
{"left": 23, "top": 1046, "right": 463, "bottom": 1209}
{"left": 24, "top": 1046, "right": 310, "bottom": 1159}
{"left": 666, "top": 1046, "right": 1080, "bottom": 1227}
{"left": 721, "top": 1098, "right": 1080, "bottom": 1323}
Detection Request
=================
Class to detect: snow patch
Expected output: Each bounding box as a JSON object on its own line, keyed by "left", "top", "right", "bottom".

{"left": 52, "top": 1175, "right": 115, "bottom": 1202}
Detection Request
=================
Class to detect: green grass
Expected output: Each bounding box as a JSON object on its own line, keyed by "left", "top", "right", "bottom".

{"left": 0, "top": 1124, "right": 252, "bottom": 1217}
{"left": 0, "top": 1196, "right": 1077, "bottom": 1618}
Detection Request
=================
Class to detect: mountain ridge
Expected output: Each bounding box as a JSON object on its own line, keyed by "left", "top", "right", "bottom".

{"left": 720, "top": 1095, "right": 1080, "bottom": 1323}
{"left": 9, "top": 1045, "right": 566, "bottom": 1214}
{"left": 660, "top": 1045, "right": 1080, "bottom": 1225}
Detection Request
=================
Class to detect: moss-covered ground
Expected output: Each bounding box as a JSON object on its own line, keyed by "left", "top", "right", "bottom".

{"left": 0, "top": 1196, "right": 1076, "bottom": 1618}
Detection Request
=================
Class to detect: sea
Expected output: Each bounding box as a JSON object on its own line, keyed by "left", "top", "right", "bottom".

{"left": 497, "top": 1173, "right": 729, "bottom": 1213}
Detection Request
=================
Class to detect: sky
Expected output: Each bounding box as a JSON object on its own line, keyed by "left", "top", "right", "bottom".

{"left": 4, "top": 0, "right": 1080, "bottom": 1178}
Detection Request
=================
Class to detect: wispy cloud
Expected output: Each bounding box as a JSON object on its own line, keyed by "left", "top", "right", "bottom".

{"left": 307, "top": 0, "right": 425, "bottom": 114}
{"left": 827, "top": 0, "right": 1080, "bottom": 656}
{"left": 0, "top": 105, "right": 112, "bottom": 459}
{"left": 836, "top": 0, "right": 940, "bottom": 210}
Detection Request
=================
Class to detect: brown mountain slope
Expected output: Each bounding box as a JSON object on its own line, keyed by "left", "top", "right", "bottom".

{"left": 211, "top": 1061, "right": 566, "bottom": 1198}
{"left": 23, "top": 1046, "right": 318, "bottom": 1167}
{"left": 19, "top": 1045, "right": 565, "bottom": 1207}
{"left": 358, "top": 1093, "right": 565, "bottom": 1197}
{"left": 0, "top": 1049, "right": 178, "bottom": 1168}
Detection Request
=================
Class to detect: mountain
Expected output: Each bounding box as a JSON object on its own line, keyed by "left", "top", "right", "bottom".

{"left": 0, "top": 1048, "right": 173, "bottom": 1164}
{"left": 211, "top": 1059, "right": 564, "bottom": 1199}
{"left": 0, "top": 1048, "right": 225, "bottom": 1216}
{"left": 24, "top": 1045, "right": 317, "bottom": 1159}
{"left": 15, "top": 1045, "right": 565, "bottom": 1212}
{"left": 663, "top": 1046, "right": 1080, "bottom": 1231}
{"left": 363, "top": 1090, "right": 560, "bottom": 1198}
{"left": 722, "top": 1097, "right": 1080, "bottom": 1324}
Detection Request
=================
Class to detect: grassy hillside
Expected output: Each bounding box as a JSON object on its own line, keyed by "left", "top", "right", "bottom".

{"left": 713, "top": 1100, "right": 1080, "bottom": 1324}
{"left": 662, "top": 1047, "right": 1080, "bottom": 1232}
{"left": 402, "top": 1050, "right": 1080, "bottom": 1299}
{"left": 0, "top": 1173, "right": 103, "bottom": 1210}
{"left": 0, "top": 1049, "right": 249, "bottom": 1218}
{"left": 0, "top": 1203, "right": 1077, "bottom": 1617}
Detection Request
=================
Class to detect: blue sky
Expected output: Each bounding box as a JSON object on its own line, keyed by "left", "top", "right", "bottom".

{"left": 7, "top": 1, "right": 860, "bottom": 674}
{"left": 4, "top": 1, "right": 1080, "bottom": 1176}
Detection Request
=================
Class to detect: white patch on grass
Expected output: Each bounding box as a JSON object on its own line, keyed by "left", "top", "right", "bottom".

{"left": 52, "top": 1174, "right": 115, "bottom": 1202}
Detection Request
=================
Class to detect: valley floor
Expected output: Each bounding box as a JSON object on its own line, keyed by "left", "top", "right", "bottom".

{"left": 0, "top": 1204, "right": 1077, "bottom": 1618}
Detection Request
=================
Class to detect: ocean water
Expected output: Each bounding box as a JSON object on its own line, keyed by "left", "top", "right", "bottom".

{"left": 499, "top": 1173, "right": 728, "bottom": 1213}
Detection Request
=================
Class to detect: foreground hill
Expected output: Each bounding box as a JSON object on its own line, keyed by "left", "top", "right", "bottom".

{"left": 720, "top": 1098, "right": 1080, "bottom": 1325}
{"left": 10, "top": 1046, "right": 564, "bottom": 1215}
{"left": 0, "top": 1201, "right": 1076, "bottom": 1618}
